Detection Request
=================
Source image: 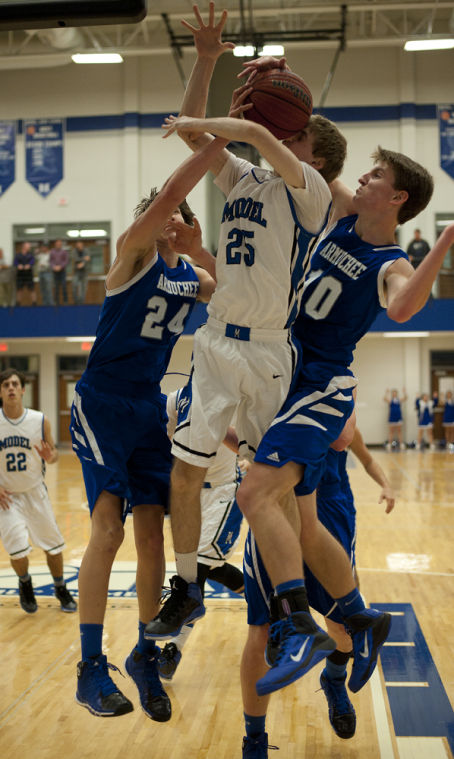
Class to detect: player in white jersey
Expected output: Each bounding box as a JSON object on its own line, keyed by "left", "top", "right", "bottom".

{"left": 0, "top": 368, "right": 76, "bottom": 615}
{"left": 145, "top": 3, "right": 347, "bottom": 642}
{"left": 158, "top": 387, "right": 244, "bottom": 680}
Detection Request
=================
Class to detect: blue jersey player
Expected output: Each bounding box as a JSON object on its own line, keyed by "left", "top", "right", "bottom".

{"left": 237, "top": 147, "right": 454, "bottom": 700}
{"left": 241, "top": 427, "right": 395, "bottom": 753}
{"left": 70, "top": 137, "right": 223, "bottom": 720}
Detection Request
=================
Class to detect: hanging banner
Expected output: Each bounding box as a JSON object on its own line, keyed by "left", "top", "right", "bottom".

{"left": 439, "top": 105, "right": 454, "bottom": 181}
{"left": 25, "top": 118, "right": 64, "bottom": 197}
{"left": 0, "top": 120, "right": 16, "bottom": 197}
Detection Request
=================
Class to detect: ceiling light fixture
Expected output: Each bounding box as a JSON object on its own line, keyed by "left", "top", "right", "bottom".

{"left": 382, "top": 331, "right": 430, "bottom": 338}
{"left": 404, "top": 39, "right": 454, "bottom": 51}
{"left": 260, "top": 45, "right": 285, "bottom": 57}
{"left": 72, "top": 53, "right": 123, "bottom": 64}
{"left": 233, "top": 45, "right": 255, "bottom": 58}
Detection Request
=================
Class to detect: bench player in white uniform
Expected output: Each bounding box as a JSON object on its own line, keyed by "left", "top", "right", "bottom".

{"left": 237, "top": 149, "right": 454, "bottom": 697}
{"left": 0, "top": 368, "right": 76, "bottom": 615}
{"left": 69, "top": 137, "right": 225, "bottom": 720}
{"left": 158, "top": 387, "right": 244, "bottom": 679}
{"left": 145, "top": 3, "right": 347, "bottom": 642}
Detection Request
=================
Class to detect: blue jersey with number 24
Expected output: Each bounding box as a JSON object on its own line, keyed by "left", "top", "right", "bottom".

{"left": 85, "top": 253, "right": 199, "bottom": 391}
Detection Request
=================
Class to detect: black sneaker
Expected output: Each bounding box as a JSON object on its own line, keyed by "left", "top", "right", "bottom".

{"left": 242, "top": 733, "right": 279, "bottom": 757}
{"left": 19, "top": 578, "right": 37, "bottom": 614}
{"left": 55, "top": 584, "right": 77, "bottom": 612}
{"left": 125, "top": 647, "right": 171, "bottom": 722}
{"left": 144, "top": 575, "right": 205, "bottom": 640}
{"left": 320, "top": 670, "right": 356, "bottom": 739}
{"left": 76, "top": 655, "right": 133, "bottom": 717}
{"left": 158, "top": 642, "right": 182, "bottom": 681}
{"left": 344, "top": 608, "right": 391, "bottom": 693}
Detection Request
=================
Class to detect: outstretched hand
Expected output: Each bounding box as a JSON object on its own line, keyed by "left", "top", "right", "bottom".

{"left": 181, "top": 1, "right": 235, "bottom": 60}
{"left": 229, "top": 82, "right": 254, "bottom": 119}
{"left": 238, "top": 55, "right": 289, "bottom": 84}
{"left": 165, "top": 216, "right": 203, "bottom": 259}
{"left": 162, "top": 114, "right": 202, "bottom": 138}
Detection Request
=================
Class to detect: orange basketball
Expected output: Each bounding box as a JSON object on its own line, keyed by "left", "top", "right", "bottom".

{"left": 243, "top": 68, "right": 313, "bottom": 139}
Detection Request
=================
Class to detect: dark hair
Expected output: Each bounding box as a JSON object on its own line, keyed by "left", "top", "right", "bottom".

{"left": 307, "top": 114, "right": 347, "bottom": 183}
{"left": 371, "top": 147, "right": 434, "bottom": 225}
{"left": 0, "top": 367, "right": 26, "bottom": 388}
{"left": 133, "top": 187, "right": 194, "bottom": 226}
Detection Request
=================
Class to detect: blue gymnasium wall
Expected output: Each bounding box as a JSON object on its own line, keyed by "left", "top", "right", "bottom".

{"left": 0, "top": 298, "right": 453, "bottom": 339}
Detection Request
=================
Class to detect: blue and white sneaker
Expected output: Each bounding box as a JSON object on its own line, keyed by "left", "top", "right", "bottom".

{"left": 125, "top": 646, "right": 171, "bottom": 722}
{"left": 75, "top": 654, "right": 133, "bottom": 717}
{"left": 256, "top": 612, "right": 336, "bottom": 696}
{"left": 320, "top": 670, "right": 356, "bottom": 739}
{"left": 242, "top": 733, "right": 278, "bottom": 758}
{"left": 158, "top": 642, "right": 182, "bottom": 681}
{"left": 344, "top": 608, "right": 391, "bottom": 693}
{"left": 144, "top": 575, "right": 205, "bottom": 640}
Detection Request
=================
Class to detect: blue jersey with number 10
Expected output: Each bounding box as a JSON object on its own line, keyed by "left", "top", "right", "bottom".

{"left": 294, "top": 214, "right": 407, "bottom": 367}
{"left": 85, "top": 253, "right": 199, "bottom": 393}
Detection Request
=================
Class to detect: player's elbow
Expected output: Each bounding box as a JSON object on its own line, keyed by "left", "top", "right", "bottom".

{"left": 386, "top": 301, "right": 415, "bottom": 323}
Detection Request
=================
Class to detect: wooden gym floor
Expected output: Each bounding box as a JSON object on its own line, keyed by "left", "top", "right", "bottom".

{"left": 0, "top": 448, "right": 453, "bottom": 759}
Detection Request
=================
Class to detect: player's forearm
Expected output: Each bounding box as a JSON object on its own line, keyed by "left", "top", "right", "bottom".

{"left": 387, "top": 225, "right": 454, "bottom": 322}
{"left": 192, "top": 248, "right": 217, "bottom": 282}
{"left": 187, "top": 116, "right": 303, "bottom": 187}
{"left": 180, "top": 57, "right": 216, "bottom": 119}
{"left": 364, "top": 459, "right": 389, "bottom": 490}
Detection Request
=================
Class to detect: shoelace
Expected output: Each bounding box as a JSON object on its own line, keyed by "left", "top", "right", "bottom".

{"left": 320, "top": 678, "right": 352, "bottom": 714}
{"left": 158, "top": 583, "right": 191, "bottom": 624}
{"left": 141, "top": 655, "right": 167, "bottom": 697}
{"left": 93, "top": 660, "right": 124, "bottom": 697}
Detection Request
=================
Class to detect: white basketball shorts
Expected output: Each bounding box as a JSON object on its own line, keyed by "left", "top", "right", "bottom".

{"left": 171, "top": 317, "right": 300, "bottom": 467}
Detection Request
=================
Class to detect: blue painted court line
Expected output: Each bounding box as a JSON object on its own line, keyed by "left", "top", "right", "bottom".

{"left": 375, "top": 602, "right": 454, "bottom": 755}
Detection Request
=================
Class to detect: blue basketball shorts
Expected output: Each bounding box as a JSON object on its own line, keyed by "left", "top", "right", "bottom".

{"left": 70, "top": 380, "right": 171, "bottom": 517}
{"left": 255, "top": 363, "right": 357, "bottom": 496}
{"left": 243, "top": 491, "right": 356, "bottom": 626}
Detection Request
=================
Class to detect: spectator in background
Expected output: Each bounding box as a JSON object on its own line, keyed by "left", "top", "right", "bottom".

{"left": 14, "top": 242, "right": 36, "bottom": 306}
{"left": 442, "top": 390, "right": 454, "bottom": 451}
{"left": 415, "top": 391, "right": 438, "bottom": 450}
{"left": 72, "top": 240, "right": 91, "bottom": 305}
{"left": 49, "top": 239, "right": 69, "bottom": 305}
{"left": 0, "top": 247, "right": 13, "bottom": 307}
{"left": 407, "top": 229, "right": 430, "bottom": 268}
{"left": 36, "top": 242, "right": 54, "bottom": 306}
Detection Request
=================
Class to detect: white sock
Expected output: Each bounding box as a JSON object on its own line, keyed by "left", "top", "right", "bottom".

{"left": 173, "top": 623, "right": 194, "bottom": 651}
{"left": 175, "top": 551, "right": 198, "bottom": 584}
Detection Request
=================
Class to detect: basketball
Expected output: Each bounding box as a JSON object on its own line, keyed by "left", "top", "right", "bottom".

{"left": 243, "top": 68, "right": 313, "bottom": 140}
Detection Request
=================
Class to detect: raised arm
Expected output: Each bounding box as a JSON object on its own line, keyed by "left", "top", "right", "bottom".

{"left": 177, "top": 1, "right": 234, "bottom": 176}
{"left": 349, "top": 427, "right": 395, "bottom": 513}
{"left": 385, "top": 223, "right": 454, "bottom": 322}
{"left": 164, "top": 114, "right": 305, "bottom": 189}
{"left": 121, "top": 139, "right": 225, "bottom": 260}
